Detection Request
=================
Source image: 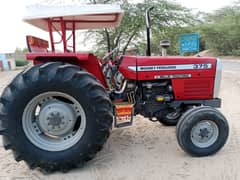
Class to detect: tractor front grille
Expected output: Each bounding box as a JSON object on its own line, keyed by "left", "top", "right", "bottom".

{"left": 183, "top": 79, "right": 212, "bottom": 98}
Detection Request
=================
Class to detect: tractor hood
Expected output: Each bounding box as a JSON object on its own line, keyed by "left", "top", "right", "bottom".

{"left": 23, "top": 4, "right": 124, "bottom": 31}
{"left": 118, "top": 56, "right": 218, "bottom": 100}
{"left": 119, "top": 56, "right": 217, "bottom": 80}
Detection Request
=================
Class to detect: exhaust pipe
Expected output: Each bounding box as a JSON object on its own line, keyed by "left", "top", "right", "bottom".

{"left": 145, "top": 6, "right": 154, "bottom": 56}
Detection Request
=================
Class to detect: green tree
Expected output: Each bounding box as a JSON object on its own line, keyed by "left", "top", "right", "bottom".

{"left": 14, "top": 47, "right": 28, "bottom": 54}
{"left": 197, "top": 1, "right": 240, "bottom": 55}
{"left": 84, "top": 0, "right": 195, "bottom": 56}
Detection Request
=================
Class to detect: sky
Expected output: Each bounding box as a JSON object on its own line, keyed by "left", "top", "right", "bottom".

{"left": 0, "top": 0, "right": 234, "bottom": 53}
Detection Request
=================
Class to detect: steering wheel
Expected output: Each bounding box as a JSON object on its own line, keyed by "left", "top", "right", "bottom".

{"left": 102, "top": 47, "right": 119, "bottom": 64}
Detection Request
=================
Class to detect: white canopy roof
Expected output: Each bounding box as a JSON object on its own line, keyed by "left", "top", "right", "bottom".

{"left": 23, "top": 4, "right": 124, "bottom": 31}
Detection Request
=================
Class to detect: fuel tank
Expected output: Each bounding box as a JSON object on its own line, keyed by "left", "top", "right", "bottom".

{"left": 118, "top": 56, "right": 218, "bottom": 100}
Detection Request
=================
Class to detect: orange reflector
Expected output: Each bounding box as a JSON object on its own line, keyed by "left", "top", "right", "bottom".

{"left": 27, "top": 35, "right": 49, "bottom": 49}
{"left": 115, "top": 103, "right": 133, "bottom": 119}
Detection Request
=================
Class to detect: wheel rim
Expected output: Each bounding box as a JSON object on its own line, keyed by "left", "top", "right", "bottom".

{"left": 22, "top": 92, "right": 86, "bottom": 151}
{"left": 190, "top": 120, "right": 219, "bottom": 148}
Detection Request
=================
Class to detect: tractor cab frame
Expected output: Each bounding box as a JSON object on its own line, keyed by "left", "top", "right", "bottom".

{"left": 24, "top": 4, "right": 123, "bottom": 53}
{"left": 24, "top": 4, "right": 124, "bottom": 88}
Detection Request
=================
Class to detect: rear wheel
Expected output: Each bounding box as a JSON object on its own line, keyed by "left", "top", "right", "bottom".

{"left": 0, "top": 62, "right": 113, "bottom": 172}
{"left": 176, "top": 106, "right": 229, "bottom": 156}
{"left": 22, "top": 91, "right": 87, "bottom": 152}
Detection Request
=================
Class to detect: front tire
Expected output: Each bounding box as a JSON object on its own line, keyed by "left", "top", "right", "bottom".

{"left": 176, "top": 106, "right": 229, "bottom": 156}
{"left": 0, "top": 62, "right": 113, "bottom": 172}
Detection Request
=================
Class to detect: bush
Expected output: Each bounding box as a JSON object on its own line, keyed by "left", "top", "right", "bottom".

{"left": 197, "top": 5, "right": 240, "bottom": 56}
{"left": 15, "top": 59, "right": 29, "bottom": 67}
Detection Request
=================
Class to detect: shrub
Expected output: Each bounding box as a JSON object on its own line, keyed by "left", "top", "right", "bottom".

{"left": 15, "top": 59, "right": 29, "bottom": 66}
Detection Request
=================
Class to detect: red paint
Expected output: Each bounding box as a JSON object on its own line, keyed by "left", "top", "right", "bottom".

{"left": 47, "top": 18, "right": 76, "bottom": 52}
{"left": 72, "top": 22, "right": 76, "bottom": 52}
{"left": 118, "top": 56, "right": 137, "bottom": 80}
{"left": 119, "top": 55, "right": 217, "bottom": 100}
{"left": 26, "top": 52, "right": 107, "bottom": 88}
{"left": 26, "top": 52, "right": 217, "bottom": 100}
{"left": 171, "top": 78, "right": 214, "bottom": 100}
{"left": 47, "top": 19, "right": 55, "bottom": 52}
{"left": 24, "top": 8, "right": 219, "bottom": 102}
{"left": 60, "top": 17, "right": 67, "bottom": 52}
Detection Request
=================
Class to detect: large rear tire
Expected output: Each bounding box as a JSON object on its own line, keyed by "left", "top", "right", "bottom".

{"left": 0, "top": 62, "right": 113, "bottom": 172}
{"left": 176, "top": 106, "right": 229, "bottom": 156}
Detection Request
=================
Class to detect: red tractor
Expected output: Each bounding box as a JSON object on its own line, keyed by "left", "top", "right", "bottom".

{"left": 0, "top": 4, "right": 229, "bottom": 172}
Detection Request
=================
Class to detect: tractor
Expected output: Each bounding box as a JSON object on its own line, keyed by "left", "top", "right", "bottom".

{"left": 0, "top": 4, "right": 229, "bottom": 172}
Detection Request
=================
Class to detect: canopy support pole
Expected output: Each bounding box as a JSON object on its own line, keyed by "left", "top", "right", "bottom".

{"left": 48, "top": 19, "right": 55, "bottom": 52}
{"left": 60, "top": 17, "right": 67, "bottom": 52}
{"left": 72, "top": 22, "right": 76, "bottom": 53}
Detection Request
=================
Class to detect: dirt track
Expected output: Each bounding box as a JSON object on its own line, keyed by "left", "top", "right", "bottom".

{"left": 0, "top": 60, "right": 239, "bottom": 180}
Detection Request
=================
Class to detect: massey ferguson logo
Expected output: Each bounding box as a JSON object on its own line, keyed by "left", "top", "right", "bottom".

{"left": 128, "top": 63, "right": 212, "bottom": 71}
{"left": 139, "top": 65, "right": 177, "bottom": 71}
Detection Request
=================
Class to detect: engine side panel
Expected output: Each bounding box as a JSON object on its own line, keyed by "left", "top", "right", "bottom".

{"left": 119, "top": 56, "right": 217, "bottom": 100}
{"left": 171, "top": 78, "right": 214, "bottom": 100}
{"left": 136, "top": 56, "right": 216, "bottom": 80}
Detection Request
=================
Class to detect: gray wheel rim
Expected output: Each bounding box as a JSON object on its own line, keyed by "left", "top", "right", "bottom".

{"left": 22, "top": 92, "right": 86, "bottom": 152}
{"left": 190, "top": 120, "right": 219, "bottom": 148}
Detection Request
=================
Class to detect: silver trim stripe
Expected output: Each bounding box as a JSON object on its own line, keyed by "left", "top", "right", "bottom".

{"left": 154, "top": 74, "right": 192, "bottom": 79}
{"left": 128, "top": 63, "right": 212, "bottom": 71}
{"left": 213, "top": 59, "right": 222, "bottom": 98}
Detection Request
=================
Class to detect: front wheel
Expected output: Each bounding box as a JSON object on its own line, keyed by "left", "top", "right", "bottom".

{"left": 176, "top": 106, "right": 229, "bottom": 156}
{"left": 0, "top": 62, "right": 113, "bottom": 172}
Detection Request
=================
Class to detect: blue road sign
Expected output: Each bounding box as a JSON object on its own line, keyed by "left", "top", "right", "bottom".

{"left": 179, "top": 33, "right": 199, "bottom": 54}
{"left": 0, "top": 54, "right": 9, "bottom": 70}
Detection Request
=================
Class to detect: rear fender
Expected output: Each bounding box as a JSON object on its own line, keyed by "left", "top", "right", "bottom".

{"left": 26, "top": 52, "right": 107, "bottom": 88}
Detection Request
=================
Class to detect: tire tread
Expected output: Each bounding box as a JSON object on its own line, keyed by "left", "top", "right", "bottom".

{"left": 0, "top": 62, "right": 113, "bottom": 172}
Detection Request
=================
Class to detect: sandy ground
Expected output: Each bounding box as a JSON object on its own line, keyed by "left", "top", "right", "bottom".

{"left": 0, "top": 60, "right": 240, "bottom": 180}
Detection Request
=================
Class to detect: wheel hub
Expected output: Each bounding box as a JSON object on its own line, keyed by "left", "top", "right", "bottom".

{"left": 199, "top": 128, "right": 210, "bottom": 139}
{"left": 38, "top": 101, "right": 76, "bottom": 136}
{"left": 190, "top": 120, "right": 219, "bottom": 148}
{"left": 23, "top": 92, "right": 87, "bottom": 151}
